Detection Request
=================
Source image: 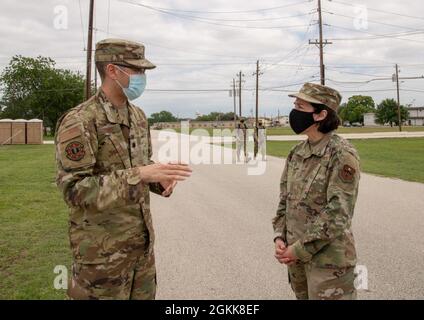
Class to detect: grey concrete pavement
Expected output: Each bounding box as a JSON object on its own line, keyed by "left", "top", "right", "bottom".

{"left": 150, "top": 130, "right": 424, "bottom": 300}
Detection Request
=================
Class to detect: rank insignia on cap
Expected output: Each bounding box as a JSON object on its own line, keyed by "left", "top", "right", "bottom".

{"left": 340, "top": 164, "right": 355, "bottom": 182}
{"left": 65, "top": 141, "right": 86, "bottom": 161}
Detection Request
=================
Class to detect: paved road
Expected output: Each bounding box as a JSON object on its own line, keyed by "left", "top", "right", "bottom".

{"left": 150, "top": 130, "right": 424, "bottom": 300}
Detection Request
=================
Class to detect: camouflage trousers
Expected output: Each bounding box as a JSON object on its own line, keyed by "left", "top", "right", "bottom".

{"left": 67, "top": 250, "right": 156, "bottom": 300}
{"left": 287, "top": 261, "right": 357, "bottom": 300}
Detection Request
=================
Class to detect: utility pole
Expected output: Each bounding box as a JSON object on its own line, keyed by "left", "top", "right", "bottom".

{"left": 94, "top": 12, "right": 98, "bottom": 92}
{"left": 395, "top": 64, "right": 402, "bottom": 132}
{"left": 238, "top": 71, "right": 243, "bottom": 117}
{"left": 362, "top": 70, "right": 423, "bottom": 131}
{"left": 253, "top": 60, "right": 262, "bottom": 158}
{"left": 233, "top": 78, "right": 237, "bottom": 129}
{"left": 309, "top": 0, "right": 331, "bottom": 85}
{"left": 85, "top": 0, "right": 95, "bottom": 100}
{"left": 255, "top": 60, "right": 260, "bottom": 130}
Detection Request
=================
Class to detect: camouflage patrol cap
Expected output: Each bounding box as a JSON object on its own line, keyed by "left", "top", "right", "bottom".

{"left": 95, "top": 38, "right": 156, "bottom": 70}
{"left": 289, "top": 82, "right": 342, "bottom": 111}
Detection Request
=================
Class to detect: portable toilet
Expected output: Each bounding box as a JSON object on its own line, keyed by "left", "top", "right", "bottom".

{"left": 27, "top": 119, "right": 43, "bottom": 144}
{"left": 0, "top": 119, "right": 12, "bottom": 145}
{"left": 11, "top": 119, "right": 27, "bottom": 144}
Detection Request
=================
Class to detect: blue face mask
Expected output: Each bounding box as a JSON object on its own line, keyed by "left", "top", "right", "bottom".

{"left": 115, "top": 66, "right": 146, "bottom": 101}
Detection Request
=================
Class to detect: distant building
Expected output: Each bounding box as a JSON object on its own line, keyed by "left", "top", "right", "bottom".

{"left": 407, "top": 107, "right": 424, "bottom": 126}
{"left": 245, "top": 117, "right": 272, "bottom": 127}
{"left": 152, "top": 120, "right": 236, "bottom": 130}
{"left": 363, "top": 113, "right": 377, "bottom": 126}
{"left": 273, "top": 116, "right": 289, "bottom": 126}
{"left": 152, "top": 116, "right": 291, "bottom": 130}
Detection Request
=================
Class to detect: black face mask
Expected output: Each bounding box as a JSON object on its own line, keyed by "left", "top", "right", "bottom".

{"left": 289, "top": 109, "right": 316, "bottom": 134}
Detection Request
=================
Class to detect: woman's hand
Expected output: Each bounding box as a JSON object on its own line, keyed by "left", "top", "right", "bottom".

{"left": 274, "top": 239, "right": 297, "bottom": 265}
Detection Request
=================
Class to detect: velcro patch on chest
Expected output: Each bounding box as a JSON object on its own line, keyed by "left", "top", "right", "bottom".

{"left": 339, "top": 164, "right": 356, "bottom": 182}
{"left": 65, "top": 141, "right": 86, "bottom": 161}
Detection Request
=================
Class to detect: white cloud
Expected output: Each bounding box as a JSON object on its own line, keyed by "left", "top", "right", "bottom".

{"left": 0, "top": 0, "right": 423, "bottom": 117}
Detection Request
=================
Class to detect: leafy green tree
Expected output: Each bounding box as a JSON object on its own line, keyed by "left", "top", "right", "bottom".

{"left": 338, "top": 95, "right": 375, "bottom": 124}
{"left": 375, "top": 98, "right": 408, "bottom": 127}
{"left": 0, "top": 55, "right": 85, "bottom": 134}
{"left": 196, "top": 112, "right": 237, "bottom": 121}
{"left": 220, "top": 112, "right": 238, "bottom": 121}
{"left": 338, "top": 102, "right": 347, "bottom": 123}
{"left": 148, "top": 110, "right": 178, "bottom": 125}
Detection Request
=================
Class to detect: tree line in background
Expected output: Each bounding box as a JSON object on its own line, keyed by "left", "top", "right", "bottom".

{"left": 0, "top": 55, "right": 84, "bottom": 134}
{"left": 149, "top": 96, "right": 410, "bottom": 127}
{"left": 147, "top": 110, "right": 237, "bottom": 125}
{"left": 0, "top": 56, "right": 412, "bottom": 132}
{"left": 338, "top": 95, "right": 409, "bottom": 126}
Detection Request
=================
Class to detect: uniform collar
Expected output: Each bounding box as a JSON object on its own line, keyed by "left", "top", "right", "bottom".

{"left": 295, "top": 132, "right": 333, "bottom": 158}
{"left": 96, "top": 88, "right": 132, "bottom": 125}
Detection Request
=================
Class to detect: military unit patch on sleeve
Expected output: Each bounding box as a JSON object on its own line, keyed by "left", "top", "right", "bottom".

{"left": 339, "top": 164, "right": 356, "bottom": 182}
{"left": 65, "top": 141, "right": 86, "bottom": 161}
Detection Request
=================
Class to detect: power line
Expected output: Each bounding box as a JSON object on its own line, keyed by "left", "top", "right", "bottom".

{"left": 261, "top": 9, "right": 316, "bottom": 73}
{"left": 326, "top": 77, "right": 392, "bottom": 84}
{"left": 153, "top": 62, "right": 255, "bottom": 66}
{"left": 261, "top": 78, "right": 318, "bottom": 90}
{"left": 192, "top": 12, "right": 314, "bottom": 22}
{"left": 147, "top": 89, "right": 230, "bottom": 92}
{"left": 324, "top": 24, "right": 424, "bottom": 44}
{"left": 261, "top": 62, "right": 319, "bottom": 68}
{"left": 2, "top": 87, "right": 418, "bottom": 94}
{"left": 3, "top": 86, "right": 422, "bottom": 94}
{"left": 95, "top": 28, "right": 266, "bottom": 60}
{"left": 119, "top": 0, "right": 315, "bottom": 30}
{"left": 0, "top": 87, "right": 83, "bottom": 93}
{"left": 324, "top": 51, "right": 412, "bottom": 65}
{"left": 401, "top": 88, "right": 424, "bottom": 93}
{"left": 326, "top": 68, "right": 389, "bottom": 77}
{"left": 261, "top": 44, "right": 311, "bottom": 72}
{"left": 329, "top": 0, "right": 424, "bottom": 21}
{"left": 107, "top": 0, "right": 111, "bottom": 36}
{"left": 323, "top": 10, "right": 424, "bottom": 32}
{"left": 327, "top": 30, "right": 424, "bottom": 41}
{"left": 120, "top": 0, "right": 312, "bottom": 14}
{"left": 127, "top": 11, "right": 315, "bottom": 23}
{"left": 322, "top": 88, "right": 423, "bottom": 93}
{"left": 78, "top": 0, "right": 86, "bottom": 50}
{"left": 283, "top": 47, "right": 317, "bottom": 85}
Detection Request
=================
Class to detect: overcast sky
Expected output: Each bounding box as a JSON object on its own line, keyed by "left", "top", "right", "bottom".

{"left": 0, "top": 0, "right": 423, "bottom": 118}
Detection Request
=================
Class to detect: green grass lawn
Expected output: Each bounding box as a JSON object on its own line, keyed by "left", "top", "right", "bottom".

{"left": 265, "top": 138, "right": 424, "bottom": 183}
{"left": 157, "top": 126, "right": 424, "bottom": 136}
{"left": 266, "top": 126, "right": 424, "bottom": 136}
{"left": 160, "top": 126, "right": 424, "bottom": 136}
{"left": 43, "top": 135, "right": 54, "bottom": 141}
{"left": 0, "top": 145, "right": 70, "bottom": 299}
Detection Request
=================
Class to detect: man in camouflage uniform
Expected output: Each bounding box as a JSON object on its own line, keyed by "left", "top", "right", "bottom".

{"left": 236, "top": 118, "right": 249, "bottom": 163}
{"left": 272, "top": 83, "right": 360, "bottom": 300}
{"left": 254, "top": 121, "right": 266, "bottom": 161}
{"left": 55, "top": 39, "right": 192, "bottom": 300}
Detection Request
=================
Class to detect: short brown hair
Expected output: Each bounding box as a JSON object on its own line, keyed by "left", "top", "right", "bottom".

{"left": 95, "top": 61, "right": 108, "bottom": 80}
{"left": 311, "top": 103, "right": 341, "bottom": 133}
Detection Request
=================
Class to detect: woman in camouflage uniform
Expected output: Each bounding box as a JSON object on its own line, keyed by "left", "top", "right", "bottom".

{"left": 272, "top": 83, "right": 360, "bottom": 300}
